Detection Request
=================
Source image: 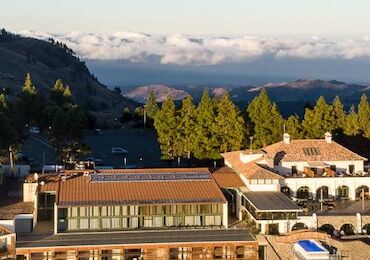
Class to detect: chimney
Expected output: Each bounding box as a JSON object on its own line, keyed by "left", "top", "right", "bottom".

{"left": 325, "top": 132, "right": 332, "bottom": 143}
{"left": 283, "top": 133, "right": 290, "bottom": 144}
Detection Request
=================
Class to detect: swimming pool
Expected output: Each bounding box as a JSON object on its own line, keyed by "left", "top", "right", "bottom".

{"left": 294, "top": 240, "right": 329, "bottom": 260}
{"left": 298, "top": 240, "right": 325, "bottom": 252}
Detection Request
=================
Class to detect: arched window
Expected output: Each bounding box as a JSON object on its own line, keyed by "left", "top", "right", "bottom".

{"left": 291, "top": 222, "right": 308, "bottom": 231}
{"left": 297, "top": 186, "right": 310, "bottom": 200}
{"left": 316, "top": 186, "right": 329, "bottom": 200}
{"left": 280, "top": 186, "right": 292, "bottom": 198}
{"left": 340, "top": 223, "right": 356, "bottom": 236}
{"left": 319, "top": 224, "right": 335, "bottom": 235}
{"left": 337, "top": 186, "right": 349, "bottom": 199}
{"left": 355, "top": 186, "right": 369, "bottom": 200}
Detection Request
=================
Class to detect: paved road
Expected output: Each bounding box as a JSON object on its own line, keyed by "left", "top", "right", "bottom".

{"left": 22, "top": 134, "right": 57, "bottom": 168}
{"left": 21, "top": 129, "right": 164, "bottom": 169}
{"left": 84, "top": 128, "right": 164, "bottom": 168}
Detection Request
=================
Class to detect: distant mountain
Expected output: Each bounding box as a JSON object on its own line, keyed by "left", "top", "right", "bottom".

{"left": 123, "top": 85, "right": 189, "bottom": 103}
{"left": 123, "top": 79, "right": 369, "bottom": 113}
{"left": 227, "top": 79, "right": 370, "bottom": 117}
{"left": 0, "top": 31, "right": 138, "bottom": 120}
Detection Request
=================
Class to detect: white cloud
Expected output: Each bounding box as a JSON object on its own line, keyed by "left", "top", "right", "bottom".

{"left": 19, "top": 30, "right": 370, "bottom": 65}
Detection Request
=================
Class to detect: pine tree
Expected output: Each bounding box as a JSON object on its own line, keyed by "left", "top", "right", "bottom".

{"left": 332, "top": 96, "right": 346, "bottom": 131}
{"left": 0, "top": 94, "right": 7, "bottom": 109}
{"left": 145, "top": 91, "right": 158, "bottom": 119}
{"left": 18, "top": 73, "right": 44, "bottom": 126}
{"left": 63, "top": 86, "right": 73, "bottom": 103}
{"left": 154, "top": 96, "right": 178, "bottom": 159}
{"left": 176, "top": 95, "right": 197, "bottom": 159}
{"left": 50, "top": 79, "right": 66, "bottom": 104}
{"left": 357, "top": 94, "right": 370, "bottom": 138}
{"left": 285, "top": 114, "right": 303, "bottom": 139}
{"left": 193, "top": 89, "right": 219, "bottom": 159}
{"left": 302, "top": 96, "right": 335, "bottom": 138}
{"left": 247, "top": 89, "right": 284, "bottom": 147}
{"left": 214, "top": 92, "right": 245, "bottom": 153}
{"left": 22, "top": 73, "right": 37, "bottom": 95}
{"left": 343, "top": 105, "right": 360, "bottom": 136}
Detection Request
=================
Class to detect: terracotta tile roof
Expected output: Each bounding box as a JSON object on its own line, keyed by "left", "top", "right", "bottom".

{"left": 31, "top": 168, "right": 227, "bottom": 207}
{"left": 222, "top": 151, "right": 283, "bottom": 180}
{"left": 210, "top": 167, "right": 246, "bottom": 188}
{"left": 262, "top": 140, "right": 367, "bottom": 162}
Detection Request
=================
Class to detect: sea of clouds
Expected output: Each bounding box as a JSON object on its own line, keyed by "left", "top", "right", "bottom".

{"left": 20, "top": 31, "right": 370, "bottom": 66}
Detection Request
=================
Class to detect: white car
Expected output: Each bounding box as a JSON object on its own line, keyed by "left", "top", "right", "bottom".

{"left": 29, "top": 126, "right": 40, "bottom": 134}
{"left": 111, "top": 147, "right": 128, "bottom": 155}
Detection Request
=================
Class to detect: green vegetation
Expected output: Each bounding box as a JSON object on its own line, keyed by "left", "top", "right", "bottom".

{"left": 0, "top": 73, "right": 90, "bottom": 163}
{"left": 153, "top": 89, "right": 370, "bottom": 161}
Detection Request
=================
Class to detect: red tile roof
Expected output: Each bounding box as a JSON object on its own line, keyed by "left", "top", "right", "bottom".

{"left": 211, "top": 167, "right": 246, "bottom": 188}
{"left": 222, "top": 151, "right": 283, "bottom": 180}
{"left": 30, "top": 168, "right": 227, "bottom": 207}
{"left": 262, "top": 140, "right": 367, "bottom": 162}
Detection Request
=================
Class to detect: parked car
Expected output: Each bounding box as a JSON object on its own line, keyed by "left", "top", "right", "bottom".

{"left": 111, "top": 147, "right": 128, "bottom": 155}
{"left": 29, "top": 126, "right": 40, "bottom": 134}
{"left": 94, "top": 158, "right": 104, "bottom": 166}
{"left": 94, "top": 129, "right": 104, "bottom": 135}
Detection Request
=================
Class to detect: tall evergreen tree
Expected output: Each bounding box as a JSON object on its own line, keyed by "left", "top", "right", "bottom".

{"left": 357, "top": 94, "right": 370, "bottom": 138}
{"left": 247, "top": 89, "right": 284, "bottom": 147}
{"left": 22, "top": 73, "right": 37, "bottom": 95}
{"left": 285, "top": 114, "right": 303, "bottom": 139}
{"left": 193, "top": 89, "right": 219, "bottom": 159}
{"left": 343, "top": 105, "right": 360, "bottom": 136}
{"left": 214, "top": 93, "right": 245, "bottom": 153}
{"left": 63, "top": 86, "right": 73, "bottom": 103}
{"left": 175, "top": 96, "right": 197, "bottom": 159}
{"left": 154, "top": 96, "right": 178, "bottom": 159}
{"left": 145, "top": 91, "right": 158, "bottom": 119}
{"left": 50, "top": 79, "right": 66, "bottom": 105}
{"left": 332, "top": 96, "right": 346, "bottom": 131}
{"left": 302, "top": 96, "right": 335, "bottom": 138}
{"left": 17, "top": 73, "right": 44, "bottom": 127}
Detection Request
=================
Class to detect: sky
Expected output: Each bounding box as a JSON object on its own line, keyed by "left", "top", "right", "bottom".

{"left": 2, "top": 0, "right": 370, "bottom": 36}
{"left": 3, "top": 0, "right": 370, "bottom": 85}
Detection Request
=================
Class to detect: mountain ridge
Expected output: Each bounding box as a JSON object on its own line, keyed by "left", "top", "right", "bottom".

{"left": 0, "top": 30, "right": 138, "bottom": 120}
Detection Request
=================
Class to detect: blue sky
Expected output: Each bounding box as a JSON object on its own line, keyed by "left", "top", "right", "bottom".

{"left": 2, "top": 0, "right": 370, "bottom": 36}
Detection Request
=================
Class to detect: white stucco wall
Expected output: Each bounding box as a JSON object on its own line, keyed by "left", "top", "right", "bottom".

{"left": 23, "top": 183, "right": 38, "bottom": 202}
{"left": 275, "top": 160, "right": 364, "bottom": 176}
{"left": 222, "top": 202, "right": 228, "bottom": 228}
{"left": 281, "top": 176, "right": 370, "bottom": 200}
{"left": 239, "top": 153, "right": 264, "bottom": 164}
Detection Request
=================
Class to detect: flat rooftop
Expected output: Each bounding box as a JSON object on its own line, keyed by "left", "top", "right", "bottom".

{"left": 243, "top": 192, "right": 302, "bottom": 212}
{"left": 16, "top": 229, "right": 256, "bottom": 249}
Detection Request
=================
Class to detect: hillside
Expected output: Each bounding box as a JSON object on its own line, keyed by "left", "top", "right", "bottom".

{"left": 0, "top": 30, "right": 137, "bottom": 120}
{"left": 123, "top": 85, "right": 189, "bottom": 103}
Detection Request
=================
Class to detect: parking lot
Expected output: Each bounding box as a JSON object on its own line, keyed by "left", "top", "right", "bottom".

{"left": 84, "top": 128, "right": 164, "bottom": 168}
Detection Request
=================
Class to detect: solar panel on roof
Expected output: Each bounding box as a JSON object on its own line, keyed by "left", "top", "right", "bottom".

{"left": 302, "top": 147, "right": 320, "bottom": 156}
{"left": 89, "top": 172, "right": 211, "bottom": 182}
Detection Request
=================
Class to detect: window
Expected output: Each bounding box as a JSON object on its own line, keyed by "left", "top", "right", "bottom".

{"left": 291, "top": 166, "right": 297, "bottom": 175}
{"left": 330, "top": 165, "right": 336, "bottom": 171}
{"left": 349, "top": 164, "right": 355, "bottom": 174}
{"left": 302, "top": 147, "right": 320, "bottom": 156}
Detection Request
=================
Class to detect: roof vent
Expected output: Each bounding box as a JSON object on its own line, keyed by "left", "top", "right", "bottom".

{"left": 83, "top": 171, "right": 89, "bottom": 177}
{"left": 283, "top": 133, "right": 290, "bottom": 144}
{"left": 324, "top": 132, "right": 332, "bottom": 143}
{"left": 61, "top": 174, "right": 67, "bottom": 181}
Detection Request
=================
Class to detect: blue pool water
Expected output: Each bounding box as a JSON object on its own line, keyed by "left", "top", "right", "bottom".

{"left": 298, "top": 240, "right": 324, "bottom": 252}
